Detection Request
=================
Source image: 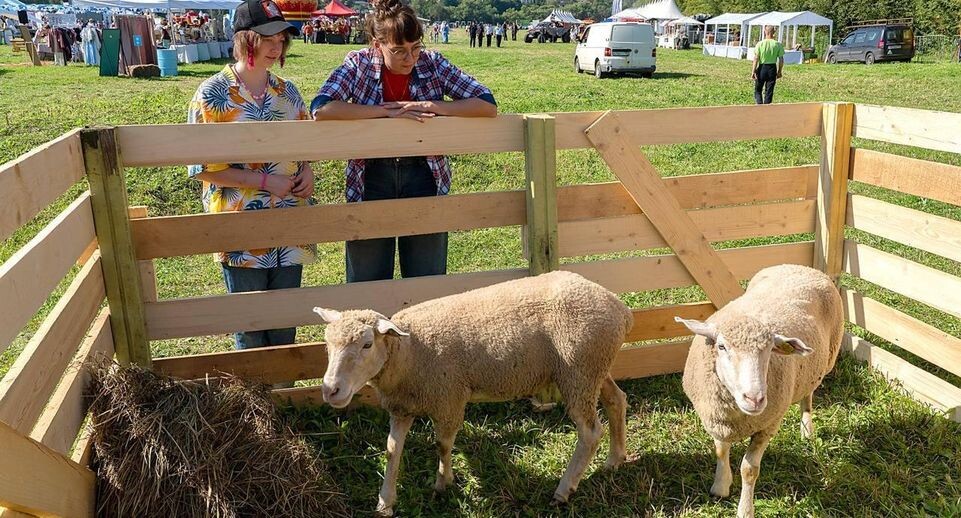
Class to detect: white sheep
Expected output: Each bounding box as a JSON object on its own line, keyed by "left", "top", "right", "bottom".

{"left": 675, "top": 264, "right": 843, "bottom": 518}
{"left": 314, "top": 270, "right": 633, "bottom": 515}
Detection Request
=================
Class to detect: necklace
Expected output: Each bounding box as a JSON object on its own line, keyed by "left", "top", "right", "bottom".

{"left": 231, "top": 65, "right": 267, "bottom": 102}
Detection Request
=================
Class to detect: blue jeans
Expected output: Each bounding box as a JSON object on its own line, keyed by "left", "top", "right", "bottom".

{"left": 221, "top": 264, "right": 303, "bottom": 349}
{"left": 346, "top": 157, "right": 448, "bottom": 282}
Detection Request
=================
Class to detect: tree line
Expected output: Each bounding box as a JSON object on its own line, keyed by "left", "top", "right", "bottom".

{"left": 405, "top": 0, "right": 960, "bottom": 37}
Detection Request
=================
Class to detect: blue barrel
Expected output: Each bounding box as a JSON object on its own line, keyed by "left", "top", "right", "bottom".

{"left": 157, "top": 48, "right": 178, "bottom": 77}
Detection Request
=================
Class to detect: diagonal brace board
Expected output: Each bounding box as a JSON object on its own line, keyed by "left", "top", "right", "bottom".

{"left": 584, "top": 111, "right": 743, "bottom": 308}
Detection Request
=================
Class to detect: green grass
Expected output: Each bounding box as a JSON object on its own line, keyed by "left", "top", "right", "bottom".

{"left": 2, "top": 34, "right": 961, "bottom": 516}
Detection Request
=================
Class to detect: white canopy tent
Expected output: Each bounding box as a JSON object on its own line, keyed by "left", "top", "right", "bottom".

{"left": 0, "top": 0, "right": 28, "bottom": 14}
{"left": 666, "top": 16, "right": 702, "bottom": 27}
{"left": 73, "top": 0, "right": 239, "bottom": 10}
{"left": 745, "top": 11, "right": 832, "bottom": 50}
{"left": 632, "top": 0, "right": 682, "bottom": 21}
{"left": 543, "top": 10, "right": 582, "bottom": 25}
{"left": 703, "top": 12, "right": 765, "bottom": 45}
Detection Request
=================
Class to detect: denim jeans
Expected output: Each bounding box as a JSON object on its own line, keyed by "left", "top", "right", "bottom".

{"left": 346, "top": 157, "right": 448, "bottom": 283}
{"left": 221, "top": 264, "right": 303, "bottom": 349}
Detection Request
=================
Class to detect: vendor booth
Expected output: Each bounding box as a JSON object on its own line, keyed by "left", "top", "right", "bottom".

{"left": 660, "top": 16, "right": 702, "bottom": 48}
{"left": 744, "top": 11, "right": 833, "bottom": 64}
{"left": 74, "top": 0, "right": 236, "bottom": 67}
{"left": 703, "top": 12, "right": 764, "bottom": 59}
{"left": 704, "top": 10, "right": 832, "bottom": 63}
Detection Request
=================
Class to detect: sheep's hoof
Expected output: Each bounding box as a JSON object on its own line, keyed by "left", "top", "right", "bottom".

{"left": 375, "top": 499, "right": 395, "bottom": 517}
{"left": 800, "top": 419, "right": 814, "bottom": 440}
{"left": 433, "top": 477, "right": 452, "bottom": 493}
{"left": 603, "top": 453, "right": 626, "bottom": 470}
{"left": 550, "top": 492, "right": 569, "bottom": 506}
{"left": 709, "top": 484, "right": 730, "bottom": 499}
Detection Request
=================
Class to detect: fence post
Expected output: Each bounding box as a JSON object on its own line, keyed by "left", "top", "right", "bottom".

{"left": 524, "top": 114, "right": 558, "bottom": 276}
{"left": 814, "top": 102, "right": 855, "bottom": 283}
{"left": 80, "top": 128, "right": 151, "bottom": 367}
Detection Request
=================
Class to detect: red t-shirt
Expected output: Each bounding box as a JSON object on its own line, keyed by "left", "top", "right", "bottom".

{"left": 382, "top": 69, "right": 411, "bottom": 102}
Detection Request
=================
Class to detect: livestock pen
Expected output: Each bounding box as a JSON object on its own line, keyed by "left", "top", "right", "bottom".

{"left": 1, "top": 102, "right": 959, "bottom": 516}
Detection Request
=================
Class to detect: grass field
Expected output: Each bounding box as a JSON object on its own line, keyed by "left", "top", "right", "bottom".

{"left": 2, "top": 33, "right": 961, "bottom": 516}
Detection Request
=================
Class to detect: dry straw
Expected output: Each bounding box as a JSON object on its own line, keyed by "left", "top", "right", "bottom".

{"left": 86, "top": 361, "right": 349, "bottom": 517}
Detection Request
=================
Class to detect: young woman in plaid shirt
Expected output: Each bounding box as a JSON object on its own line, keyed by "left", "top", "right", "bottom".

{"left": 311, "top": 0, "right": 497, "bottom": 283}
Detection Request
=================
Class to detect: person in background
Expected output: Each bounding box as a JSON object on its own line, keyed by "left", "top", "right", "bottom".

{"left": 468, "top": 21, "right": 476, "bottom": 47}
{"left": 187, "top": 0, "right": 316, "bottom": 353}
{"left": 495, "top": 22, "right": 503, "bottom": 47}
{"left": 80, "top": 20, "right": 100, "bottom": 66}
{"left": 159, "top": 18, "right": 172, "bottom": 48}
{"left": 751, "top": 25, "right": 784, "bottom": 104}
{"left": 310, "top": 0, "right": 496, "bottom": 283}
{"left": 485, "top": 21, "right": 492, "bottom": 47}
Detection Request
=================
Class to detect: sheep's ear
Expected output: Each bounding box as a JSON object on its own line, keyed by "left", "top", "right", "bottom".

{"left": 313, "top": 307, "right": 342, "bottom": 324}
{"left": 674, "top": 317, "right": 718, "bottom": 342}
{"left": 375, "top": 318, "right": 409, "bottom": 337}
{"left": 773, "top": 334, "right": 813, "bottom": 356}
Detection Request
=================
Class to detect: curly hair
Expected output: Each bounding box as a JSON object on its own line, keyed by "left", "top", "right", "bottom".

{"left": 366, "top": 0, "right": 423, "bottom": 45}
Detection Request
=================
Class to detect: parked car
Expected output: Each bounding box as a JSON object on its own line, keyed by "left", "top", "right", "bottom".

{"left": 525, "top": 21, "right": 570, "bottom": 43}
{"left": 826, "top": 23, "right": 915, "bottom": 64}
{"left": 574, "top": 22, "right": 656, "bottom": 78}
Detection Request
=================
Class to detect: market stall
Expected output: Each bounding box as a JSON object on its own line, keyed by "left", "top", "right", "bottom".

{"left": 702, "top": 12, "right": 765, "bottom": 59}
{"left": 744, "top": 11, "right": 833, "bottom": 64}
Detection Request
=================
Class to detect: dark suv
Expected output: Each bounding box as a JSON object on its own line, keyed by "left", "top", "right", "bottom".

{"left": 525, "top": 22, "right": 571, "bottom": 43}
{"left": 826, "top": 24, "right": 914, "bottom": 64}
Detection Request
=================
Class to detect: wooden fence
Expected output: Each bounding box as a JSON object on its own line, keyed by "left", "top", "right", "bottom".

{"left": 0, "top": 102, "right": 959, "bottom": 516}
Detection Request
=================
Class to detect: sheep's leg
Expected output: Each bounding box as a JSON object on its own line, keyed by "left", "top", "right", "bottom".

{"left": 599, "top": 375, "right": 627, "bottom": 469}
{"left": 800, "top": 392, "right": 815, "bottom": 439}
{"left": 737, "top": 430, "right": 773, "bottom": 518}
{"left": 431, "top": 409, "right": 464, "bottom": 493}
{"left": 710, "top": 438, "right": 732, "bottom": 498}
{"left": 376, "top": 414, "right": 414, "bottom": 517}
{"left": 552, "top": 403, "right": 602, "bottom": 504}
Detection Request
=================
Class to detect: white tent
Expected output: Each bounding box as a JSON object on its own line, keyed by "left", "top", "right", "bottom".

{"left": 633, "top": 0, "right": 682, "bottom": 20}
{"left": 745, "top": 11, "right": 832, "bottom": 49}
{"left": 542, "top": 9, "right": 582, "bottom": 25}
{"left": 666, "top": 16, "right": 702, "bottom": 26}
{"left": 703, "top": 12, "right": 765, "bottom": 45}
{"left": 0, "top": 0, "right": 27, "bottom": 14}
{"left": 610, "top": 8, "right": 646, "bottom": 21}
{"left": 73, "top": 0, "right": 239, "bottom": 10}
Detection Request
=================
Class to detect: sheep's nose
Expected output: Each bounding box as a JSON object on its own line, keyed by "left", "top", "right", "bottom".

{"left": 743, "top": 393, "right": 766, "bottom": 408}
{"left": 322, "top": 384, "right": 340, "bottom": 401}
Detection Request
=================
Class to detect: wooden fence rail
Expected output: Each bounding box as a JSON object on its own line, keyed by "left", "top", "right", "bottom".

{"left": 117, "top": 103, "right": 823, "bottom": 167}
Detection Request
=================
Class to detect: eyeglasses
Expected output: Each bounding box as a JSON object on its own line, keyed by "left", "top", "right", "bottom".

{"left": 381, "top": 41, "right": 424, "bottom": 59}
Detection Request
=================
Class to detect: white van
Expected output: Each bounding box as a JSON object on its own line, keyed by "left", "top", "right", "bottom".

{"left": 574, "top": 22, "right": 656, "bottom": 78}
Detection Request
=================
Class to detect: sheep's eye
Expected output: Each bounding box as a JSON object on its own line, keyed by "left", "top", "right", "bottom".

{"left": 716, "top": 342, "right": 726, "bottom": 352}
{"left": 362, "top": 341, "right": 373, "bottom": 349}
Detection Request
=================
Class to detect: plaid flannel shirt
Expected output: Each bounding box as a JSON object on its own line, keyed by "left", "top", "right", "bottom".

{"left": 311, "top": 48, "right": 496, "bottom": 202}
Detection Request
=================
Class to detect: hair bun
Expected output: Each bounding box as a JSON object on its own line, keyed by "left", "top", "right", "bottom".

{"left": 372, "top": 0, "right": 403, "bottom": 17}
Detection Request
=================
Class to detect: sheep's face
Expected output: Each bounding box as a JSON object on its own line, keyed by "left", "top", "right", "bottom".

{"left": 314, "top": 308, "right": 409, "bottom": 409}
{"left": 676, "top": 316, "right": 812, "bottom": 416}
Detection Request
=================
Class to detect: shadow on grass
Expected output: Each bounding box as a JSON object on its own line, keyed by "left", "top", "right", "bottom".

{"left": 284, "top": 354, "right": 961, "bottom": 516}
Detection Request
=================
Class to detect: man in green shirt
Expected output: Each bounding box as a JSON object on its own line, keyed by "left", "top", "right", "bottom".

{"left": 751, "top": 25, "right": 784, "bottom": 104}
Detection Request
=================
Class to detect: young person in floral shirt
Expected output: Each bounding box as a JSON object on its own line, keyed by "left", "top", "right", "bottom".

{"left": 188, "top": 0, "right": 315, "bottom": 350}
{"left": 311, "top": 0, "right": 496, "bottom": 283}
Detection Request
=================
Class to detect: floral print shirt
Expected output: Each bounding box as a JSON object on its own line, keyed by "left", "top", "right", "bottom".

{"left": 188, "top": 65, "right": 316, "bottom": 268}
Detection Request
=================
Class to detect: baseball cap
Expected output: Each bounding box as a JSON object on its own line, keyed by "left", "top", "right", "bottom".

{"left": 233, "top": 0, "right": 299, "bottom": 36}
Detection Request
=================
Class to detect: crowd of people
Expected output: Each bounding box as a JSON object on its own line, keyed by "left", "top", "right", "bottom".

{"left": 301, "top": 16, "right": 357, "bottom": 44}
{"left": 189, "top": 0, "right": 496, "bottom": 352}
{"left": 466, "top": 21, "right": 518, "bottom": 48}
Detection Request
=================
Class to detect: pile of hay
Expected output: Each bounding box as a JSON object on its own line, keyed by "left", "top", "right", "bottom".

{"left": 86, "top": 362, "right": 348, "bottom": 518}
